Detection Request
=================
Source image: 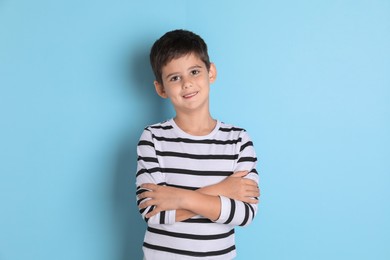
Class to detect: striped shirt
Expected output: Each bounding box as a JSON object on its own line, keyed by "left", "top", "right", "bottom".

{"left": 136, "top": 119, "right": 259, "bottom": 259}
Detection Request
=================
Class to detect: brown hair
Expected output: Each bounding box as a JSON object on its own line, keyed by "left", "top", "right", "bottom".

{"left": 150, "top": 29, "right": 211, "bottom": 84}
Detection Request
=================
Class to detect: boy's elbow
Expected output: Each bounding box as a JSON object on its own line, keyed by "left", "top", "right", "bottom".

{"left": 238, "top": 202, "right": 257, "bottom": 227}
{"left": 216, "top": 197, "right": 258, "bottom": 227}
{"left": 238, "top": 213, "right": 257, "bottom": 227}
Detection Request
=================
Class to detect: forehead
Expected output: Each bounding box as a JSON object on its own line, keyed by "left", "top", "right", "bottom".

{"left": 161, "top": 53, "right": 205, "bottom": 75}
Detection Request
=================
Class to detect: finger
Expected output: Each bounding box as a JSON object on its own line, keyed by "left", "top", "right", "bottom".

{"left": 242, "top": 190, "right": 259, "bottom": 198}
{"left": 231, "top": 171, "right": 248, "bottom": 177}
{"left": 251, "top": 187, "right": 261, "bottom": 196}
{"left": 247, "top": 183, "right": 259, "bottom": 191}
{"left": 138, "top": 191, "right": 154, "bottom": 200}
{"left": 141, "top": 183, "right": 158, "bottom": 190}
{"left": 139, "top": 199, "right": 155, "bottom": 209}
{"left": 250, "top": 190, "right": 260, "bottom": 197}
{"left": 241, "top": 186, "right": 260, "bottom": 197}
{"left": 138, "top": 201, "right": 147, "bottom": 209}
{"left": 145, "top": 207, "right": 162, "bottom": 218}
{"left": 246, "top": 185, "right": 260, "bottom": 192}
{"left": 243, "top": 179, "right": 258, "bottom": 187}
{"left": 243, "top": 197, "right": 259, "bottom": 204}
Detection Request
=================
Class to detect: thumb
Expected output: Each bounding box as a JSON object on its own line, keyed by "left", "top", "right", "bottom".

{"left": 231, "top": 171, "right": 248, "bottom": 177}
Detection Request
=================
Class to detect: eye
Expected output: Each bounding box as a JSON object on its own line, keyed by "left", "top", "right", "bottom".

{"left": 191, "top": 69, "right": 200, "bottom": 76}
{"left": 169, "top": 75, "right": 180, "bottom": 82}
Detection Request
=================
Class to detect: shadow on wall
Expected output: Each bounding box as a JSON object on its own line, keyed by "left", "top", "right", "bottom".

{"left": 113, "top": 36, "right": 168, "bottom": 260}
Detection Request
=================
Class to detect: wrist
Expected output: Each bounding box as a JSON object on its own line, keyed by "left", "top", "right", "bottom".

{"left": 198, "top": 182, "right": 222, "bottom": 196}
{"left": 179, "top": 189, "right": 195, "bottom": 209}
{"left": 181, "top": 191, "right": 221, "bottom": 221}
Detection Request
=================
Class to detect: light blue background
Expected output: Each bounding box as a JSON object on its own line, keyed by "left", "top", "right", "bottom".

{"left": 1, "top": 1, "right": 389, "bottom": 259}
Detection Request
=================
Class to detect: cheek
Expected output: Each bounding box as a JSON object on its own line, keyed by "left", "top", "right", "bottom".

{"left": 165, "top": 86, "right": 180, "bottom": 97}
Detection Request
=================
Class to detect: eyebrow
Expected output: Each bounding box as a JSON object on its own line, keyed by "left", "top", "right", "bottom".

{"left": 165, "top": 65, "right": 203, "bottom": 80}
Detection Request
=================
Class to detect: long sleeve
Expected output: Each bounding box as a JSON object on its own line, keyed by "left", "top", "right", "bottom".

{"left": 135, "top": 128, "right": 176, "bottom": 225}
{"left": 214, "top": 130, "right": 259, "bottom": 227}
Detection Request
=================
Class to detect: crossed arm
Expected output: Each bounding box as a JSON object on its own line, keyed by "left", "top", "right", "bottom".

{"left": 136, "top": 128, "right": 259, "bottom": 225}
{"left": 138, "top": 171, "right": 260, "bottom": 222}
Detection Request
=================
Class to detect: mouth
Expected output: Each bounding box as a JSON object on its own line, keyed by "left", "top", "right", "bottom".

{"left": 183, "top": 91, "right": 198, "bottom": 99}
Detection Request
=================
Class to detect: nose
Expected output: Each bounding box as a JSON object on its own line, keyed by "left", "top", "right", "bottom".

{"left": 182, "top": 76, "right": 192, "bottom": 89}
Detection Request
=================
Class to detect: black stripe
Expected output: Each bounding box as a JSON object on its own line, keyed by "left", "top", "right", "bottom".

{"left": 137, "top": 156, "right": 158, "bottom": 163}
{"left": 247, "top": 203, "right": 255, "bottom": 220}
{"left": 139, "top": 202, "right": 150, "bottom": 214}
{"left": 156, "top": 150, "right": 238, "bottom": 160}
{"left": 250, "top": 168, "right": 259, "bottom": 175}
{"left": 136, "top": 188, "right": 148, "bottom": 195}
{"left": 143, "top": 242, "right": 236, "bottom": 257}
{"left": 137, "top": 198, "right": 147, "bottom": 206}
{"left": 152, "top": 134, "right": 241, "bottom": 145}
{"left": 149, "top": 125, "right": 173, "bottom": 130}
{"left": 240, "top": 141, "right": 253, "bottom": 152}
{"left": 147, "top": 227, "right": 234, "bottom": 240}
{"left": 137, "top": 140, "right": 154, "bottom": 147}
{"left": 166, "top": 183, "right": 199, "bottom": 190}
{"left": 239, "top": 203, "right": 250, "bottom": 226}
{"left": 144, "top": 206, "right": 155, "bottom": 223}
{"left": 136, "top": 168, "right": 149, "bottom": 177}
{"left": 136, "top": 183, "right": 166, "bottom": 197}
{"left": 224, "top": 199, "right": 236, "bottom": 224}
{"left": 219, "top": 127, "right": 244, "bottom": 132}
{"left": 162, "top": 168, "right": 232, "bottom": 176}
{"left": 182, "top": 218, "right": 213, "bottom": 223}
{"left": 237, "top": 156, "right": 257, "bottom": 163}
{"left": 137, "top": 167, "right": 232, "bottom": 177}
{"left": 136, "top": 167, "right": 162, "bottom": 177}
{"left": 159, "top": 211, "right": 165, "bottom": 224}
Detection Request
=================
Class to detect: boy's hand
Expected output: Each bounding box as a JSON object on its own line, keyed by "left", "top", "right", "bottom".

{"left": 213, "top": 171, "right": 260, "bottom": 204}
{"left": 138, "top": 184, "right": 185, "bottom": 218}
{"left": 138, "top": 171, "right": 260, "bottom": 220}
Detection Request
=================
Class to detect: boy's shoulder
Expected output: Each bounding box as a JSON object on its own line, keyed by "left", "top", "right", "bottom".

{"left": 218, "top": 121, "right": 247, "bottom": 133}
{"left": 218, "top": 121, "right": 255, "bottom": 143}
{"left": 144, "top": 119, "right": 173, "bottom": 131}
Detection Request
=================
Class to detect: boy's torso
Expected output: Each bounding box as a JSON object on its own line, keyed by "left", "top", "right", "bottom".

{"left": 143, "top": 119, "right": 245, "bottom": 259}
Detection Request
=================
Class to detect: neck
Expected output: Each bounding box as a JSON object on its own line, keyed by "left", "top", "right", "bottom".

{"left": 174, "top": 112, "right": 216, "bottom": 136}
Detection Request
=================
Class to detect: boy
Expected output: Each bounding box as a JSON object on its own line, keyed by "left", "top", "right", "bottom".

{"left": 136, "top": 29, "right": 260, "bottom": 259}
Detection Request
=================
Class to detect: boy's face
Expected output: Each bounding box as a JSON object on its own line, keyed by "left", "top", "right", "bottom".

{"left": 154, "top": 53, "right": 217, "bottom": 115}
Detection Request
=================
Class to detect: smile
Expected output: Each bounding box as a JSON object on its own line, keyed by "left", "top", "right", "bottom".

{"left": 183, "top": 92, "right": 198, "bottom": 99}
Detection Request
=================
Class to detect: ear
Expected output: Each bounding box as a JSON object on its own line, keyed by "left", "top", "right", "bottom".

{"left": 154, "top": 80, "right": 168, "bottom": 98}
{"left": 208, "top": 63, "right": 217, "bottom": 84}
